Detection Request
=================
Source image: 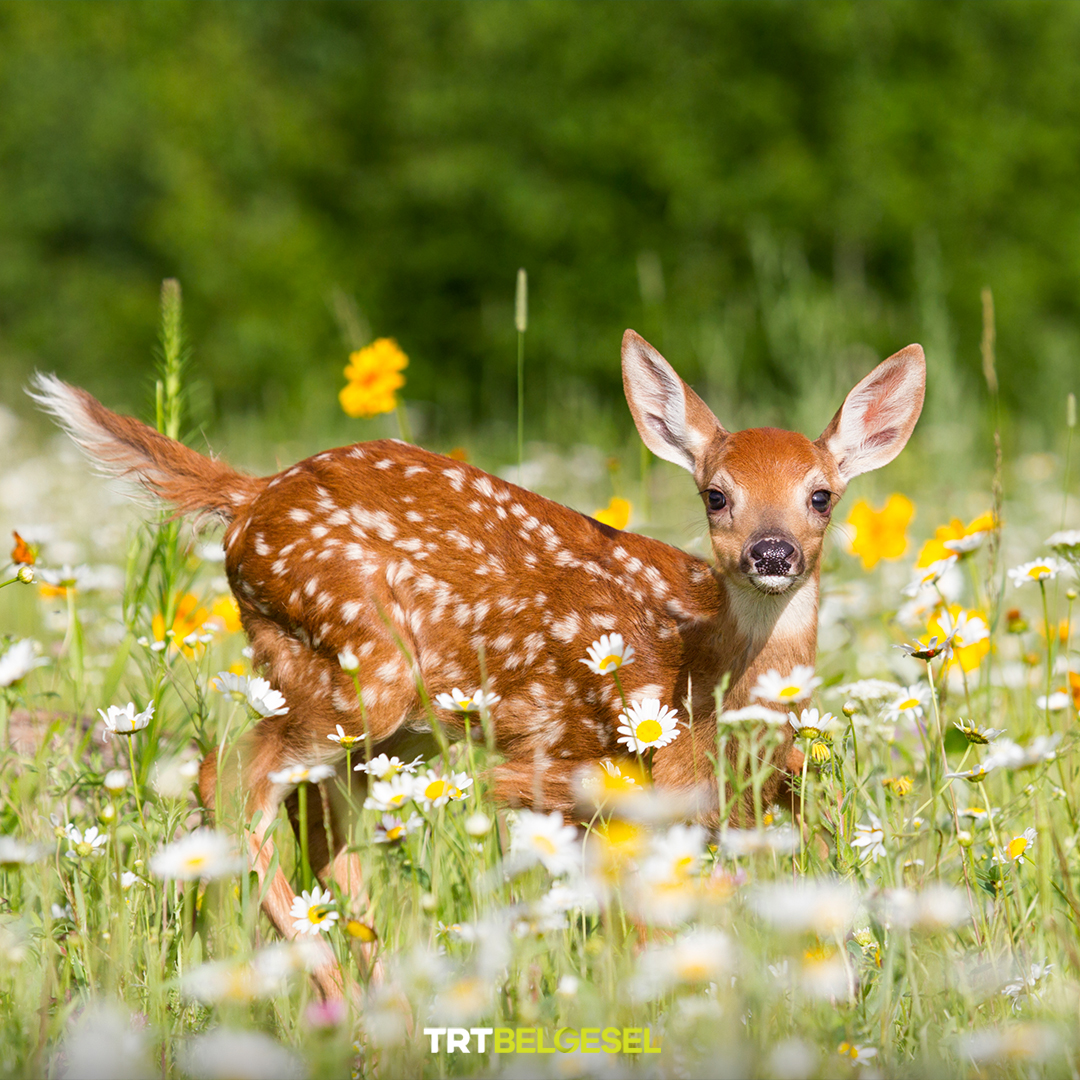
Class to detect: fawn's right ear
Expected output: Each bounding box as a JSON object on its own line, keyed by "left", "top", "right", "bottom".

{"left": 621, "top": 330, "right": 726, "bottom": 476}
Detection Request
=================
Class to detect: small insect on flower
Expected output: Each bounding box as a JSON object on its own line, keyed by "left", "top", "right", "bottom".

{"left": 789, "top": 707, "right": 837, "bottom": 741}
{"left": 616, "top": 698, "right": 681, "bottom": 752}
{"left": 509, "top": 810, "right": 580, "bottom": 876}
{"left": 1008, "top": 557, "right": 1067, "bottom": 587}
{"left": 212, "top": 672, "right": 289, "bottom": 717}
{"left": 433, "top": 687, "right": 501, "bottom": 712}
{"left": 267, "top": 764, "right": 336, "bottom": 786}
{"left": 150, "top": 828, "right": 243, "bottom": 881}
{"left": 290, "top": 885, "right": 339, "bottom": 935}
{"left": 750, "top": 664, "right": 822, "bottom": 703}
{"left": 581, "top": 633, "right": 635, "bottom": 675}
{"left": 327, "top": 724, "right": 363, "bottom": 750}
{"left": 412, "top": 769, "right": 473, "bottom": 810}
{"left": 953, "top": 719, "right": 1005, "bottom": 745}
{"left": 98, "top": 701, "right": 154, "bottom": 738}
{"left": 894, "top": 634, "right": 954, "bottom": 661}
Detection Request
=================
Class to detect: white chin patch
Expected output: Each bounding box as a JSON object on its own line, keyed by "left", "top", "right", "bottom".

{"left": 750, "top": 574, "right": 795, "bottom": 594}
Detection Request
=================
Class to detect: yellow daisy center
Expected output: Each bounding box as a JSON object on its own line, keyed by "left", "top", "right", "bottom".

{"left": 389, "top": 794, "right": 406, "bottom": 806}
{"left": 676, "top": 959, "right": 711, "bottom": 981}
{"left": 1007, "top": 836, "right": 1028, "bottom": 860}
{"left": 898, "top": 697, "right": 920, "bottom": 711}
{"left": 599, "top": 654, "right": 620, "bottom": 671}
{"left": 634, "top": 718, "right": 663, "bottom": 743}
{"left": 533, "top": 835, "right": 558, "bottom": 855}
{"left": 1028, "top": 565, "right": 1050, "bottom": 578}
{"left": 386, "top": 826, "right": 405, "bottom": 841}
{"left": 308, "top": 905, "right": 330, "bottom": 924}
{"left": 184, "top": 856, "right": 207, "bottom": 871}
{"left": 425, "top": 781, "right": 449, "bottom": 800}
{"left": 673, "top": 855, "right": 693, "bottom": 875}
{"left": 778, "top": 685, "right": 801, "bottom": 699}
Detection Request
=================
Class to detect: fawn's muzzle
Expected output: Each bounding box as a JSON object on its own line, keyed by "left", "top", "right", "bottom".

{"left": 743, "top": 534, "right": 803, "bottom": 578}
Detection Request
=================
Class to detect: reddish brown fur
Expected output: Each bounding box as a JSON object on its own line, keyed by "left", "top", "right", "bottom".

{"left": 34, "top": 333, "right": 924, "bottom": 999}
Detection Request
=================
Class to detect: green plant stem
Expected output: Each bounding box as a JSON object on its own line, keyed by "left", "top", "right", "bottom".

{"left": 127, "top": 734, "right": 144, "bottom": 822}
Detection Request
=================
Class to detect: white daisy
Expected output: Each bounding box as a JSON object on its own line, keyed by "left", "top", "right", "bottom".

{"left": 640, "top": 823, "right": 706, "bottom": 884}
{"left": 509, "top": 810, "right": 580, "bottom": 876}
{"left": 337, "top": 648, "right": 360, "bottom": 673}
{"left": 580, "top": 633, "right": 635, "bottom": 675}
{"left": 938, "top": 608, "right": 990, "bottom": 648}
{"left": 326, "top": 724, "right": 363, "bottom": 750}
{"left": 212, "top": 672, "right": 289, "bottom": 717}
{"left": 267, "top": 764, "right": 336, "bottom": 786}
{"left": 750, "top": 664, "right": 821, "bottom": 704}
{"left": 633, "top": 929, "right": 733, "bottom": 998}
{"left": 718, "top": 704, "right": 792, "bottom": 727}
{"left": 353, "top": 753, "right": 424, "bottom": 779}
{"left": 412, "top": 769, "right": 473, "bottom": 810}
{"left": 883, "top": 684, "right": 930, "bottom": 723}
{"left": 850, "top": 815, "right": 887, "bottom": 862}
{"left": 363, "top": 775, "right": 416, "bottom": 811}
{"left": 64, "top": 824, "right": 107, "bottom": 860}
{"left": 150, "top": 829, "right": 242, "bottom": 881}
{"left": 0, "top": 639, "right": 45, "bottom": 688}
{"left": 1008, "top": 558, "right": 1067, "bottom": 587}
{"left": 901, "top": 555, "right": 959, "bottom": 596}
{"left": 996, "top": 827, "right": 1037, "bottom": 866}
{"left": 98, "top": 701, "right": 154, "bottom": 736}
{"left": 789, "top": 707, "right": 838, "bottom": 740}
{"left": 616, "top": 698, "right": 681, "bottom": 752}
{"left": 0, "top": 836, "right": 44, "bottom": 867}
{"left": 102, "top": 769, "right": 129, "bottom": 793}
{"left": 372, "top": 813, "right": 423, "bottom": 844}
{"left": 433, "top": 687, "right": 501, "bottom": 712}
{"left": 1035, "top": 691, "right": 1071, "bottom": 711}
{"left": 289, "top": 885, "right": 339, "bottom": 935}
{"left": 953, "top": 719, "right": 1006, "bottom": 744}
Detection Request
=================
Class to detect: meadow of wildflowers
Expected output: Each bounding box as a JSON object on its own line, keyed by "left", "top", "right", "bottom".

{"left": 0, "top": 289, "right": 1079, "bottom": 1079}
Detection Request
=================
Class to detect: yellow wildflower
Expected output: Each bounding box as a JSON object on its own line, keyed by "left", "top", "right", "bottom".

{"left": 205, "top": 595, "right": 242, "bottom": 635}
{"left": 152, "top": 593, "right": 210, "bottom": 658}
{"left": 339, "top": 337, "right": 408, "bottom": 418}
{"left": 925, "top": 604, "right": 990, "bottom": 673}
{"left": 916, "top": 511, "right": 994, "bottom": 567}
{"left": 882, "top": 775, "right": 913, "bottom": 797}
{"left": 592, "top": 497, "right": 632, "bottom": 530}
{"left": 845, "top": 494, "right": 914, "bottom": 570}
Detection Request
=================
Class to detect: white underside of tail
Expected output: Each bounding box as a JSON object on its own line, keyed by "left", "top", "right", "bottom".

{"left": 27, "top": 373, "right": 162, "bottom": 504}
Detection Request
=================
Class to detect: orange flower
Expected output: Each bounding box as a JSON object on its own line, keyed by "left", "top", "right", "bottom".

{"left": 10, "top": 531, "right": 36, "bottom": 566}
{"left": 916, "top": 511, "right": 994, "bottom": 568}
{"left": 339, "top": 338, "right": 408, "bottom": 418}
{"left": 845, "top": 494, "right": 914, "bottom": 570}
{"left": 1070, "top": 672, "right": 1080, "bottom": 711}
{"left": 152, "top": 593, "right": 210, "bottom": 657}
{"left": 592, "top": 497, "right": 632, "bottom": 531}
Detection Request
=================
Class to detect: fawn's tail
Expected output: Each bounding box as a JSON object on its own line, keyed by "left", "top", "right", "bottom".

{"left": 28, "top": 374, "right": 264, "bottom": 524}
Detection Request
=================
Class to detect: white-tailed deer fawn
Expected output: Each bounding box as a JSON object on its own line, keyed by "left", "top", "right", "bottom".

{"left": 32, "top": 330, "right": 924, "bottom": 996}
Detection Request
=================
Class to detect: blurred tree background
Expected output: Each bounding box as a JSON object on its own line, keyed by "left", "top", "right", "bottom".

{"left": 0, "top": 0, "right": 1078, "bottom": 449}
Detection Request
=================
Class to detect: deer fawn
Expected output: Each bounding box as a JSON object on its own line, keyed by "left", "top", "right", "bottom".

{"left": 32, "top": 330, "right": 924, "bottom": 997}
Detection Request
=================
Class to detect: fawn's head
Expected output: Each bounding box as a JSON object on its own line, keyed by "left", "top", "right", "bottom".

{"left": 622, "top": 330, "right": 925, "bottom": 596}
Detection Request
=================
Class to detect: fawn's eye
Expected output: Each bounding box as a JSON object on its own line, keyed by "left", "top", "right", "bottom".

{"left": 707, "top": 489, "right": 727, "bottom": 512}
{"left": 810, "top": 489, "right": 832, "bottom": 514}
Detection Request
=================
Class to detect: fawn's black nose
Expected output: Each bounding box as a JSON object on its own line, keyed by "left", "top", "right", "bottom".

{"left": 748, "top": 537, "right": 797, "bottom": 575}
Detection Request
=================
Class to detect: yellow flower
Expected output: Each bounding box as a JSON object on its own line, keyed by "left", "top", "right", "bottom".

{"left": 592, "top": 497, "right": 632, "bottom": 530}
{"left": 339, "top": 337, "right": 408, "bottom": 418}
{"left": 206, "top": 595, "right": 242, "bottom": 635}
{"left": 925, "top": 604, "right": 990, "bottom": 674}
{"left": 845, "top": 494, "right": 914, "bottom": 570}
{"left": 882, "top": 775, "right": 913, "bottom": 797}
{"left": 152, "top": 593, "right": 210, "bottom": 658}
{"left": 916, "top": 511, "right": 994, "bottom": 568}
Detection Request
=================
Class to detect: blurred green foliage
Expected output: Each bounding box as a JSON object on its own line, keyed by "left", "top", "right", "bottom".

{"left": 0, "top": 0, "right": 1078, "bottom": 441}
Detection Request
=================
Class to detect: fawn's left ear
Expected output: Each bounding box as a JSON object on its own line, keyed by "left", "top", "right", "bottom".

{"left": 817, "top": 344, "right": 926, "bottom": 482}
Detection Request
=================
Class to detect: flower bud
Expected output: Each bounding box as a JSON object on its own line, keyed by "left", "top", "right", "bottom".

{"left": 16, "top": 566, "right": 34, "bottom": 584}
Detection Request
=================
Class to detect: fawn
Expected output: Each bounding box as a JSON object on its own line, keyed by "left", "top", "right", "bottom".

{"left": 32, "top": 330, "right": 924, "bottom": 995}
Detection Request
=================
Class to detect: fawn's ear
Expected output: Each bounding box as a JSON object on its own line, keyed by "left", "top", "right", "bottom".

{"left": 621, "top": 330, "right": 726, "bottom": 476}
{"left": 817, "top": 344, "right": 926, "bottom": 482}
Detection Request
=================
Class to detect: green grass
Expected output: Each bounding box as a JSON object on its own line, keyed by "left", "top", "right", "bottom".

{"left": 1, "top": 306, "right": 1079, "bottom": 1079}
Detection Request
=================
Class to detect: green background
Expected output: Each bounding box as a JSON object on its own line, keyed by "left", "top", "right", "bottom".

{"left": 0, "top": 1, "right": 1077, "bottom": 445}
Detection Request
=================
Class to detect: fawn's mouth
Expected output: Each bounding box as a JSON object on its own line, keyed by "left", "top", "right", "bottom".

{"left": 746, "top": 570, "right": 800, "bottom": 595}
